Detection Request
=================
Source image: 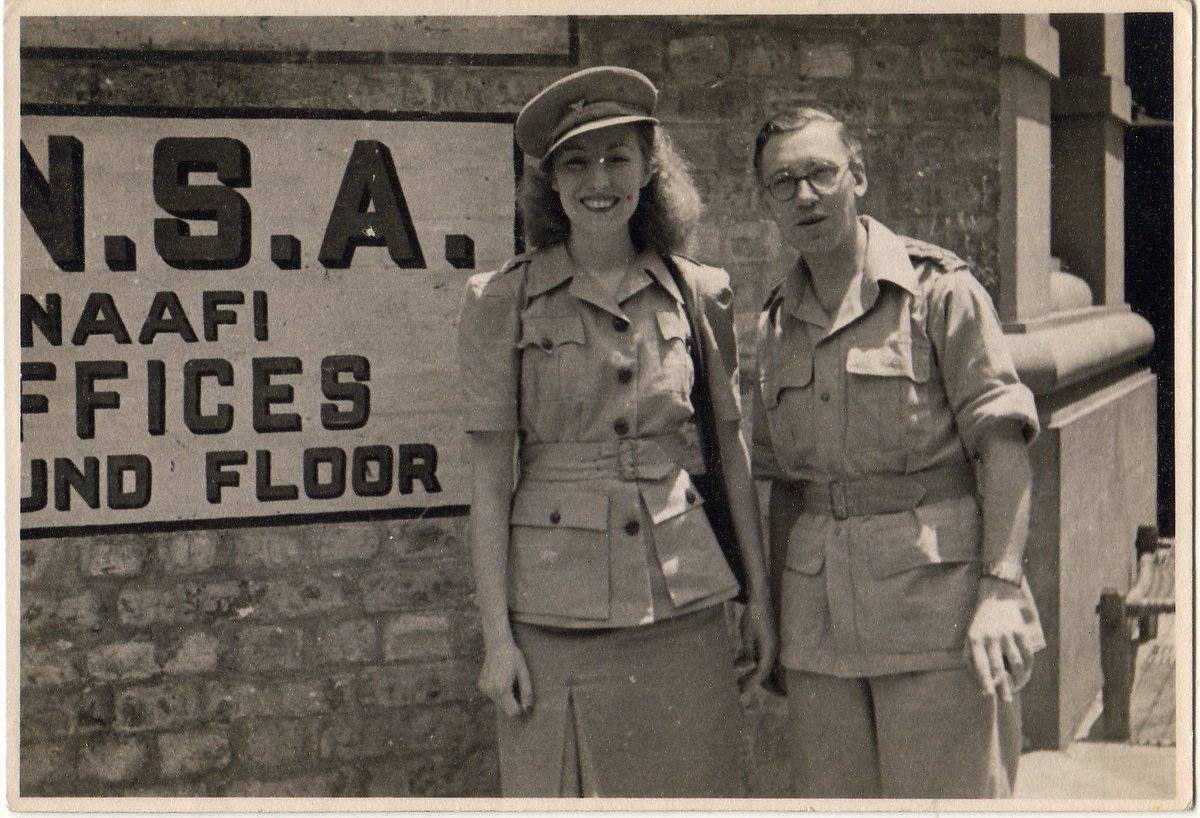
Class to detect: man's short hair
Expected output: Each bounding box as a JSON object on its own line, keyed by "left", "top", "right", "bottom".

{"left": 751, "top": 107, "right": 865, "bottom": 181}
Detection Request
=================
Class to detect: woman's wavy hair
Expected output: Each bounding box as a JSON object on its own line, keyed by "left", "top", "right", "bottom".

{"left": 517, "top": 122, "right": 702, "bottom": 256}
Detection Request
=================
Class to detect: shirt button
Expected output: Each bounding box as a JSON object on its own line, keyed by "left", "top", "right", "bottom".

{"left": 549, "top": 510, "right": 561, "bottom": 524}
{"left": 540, "top": 337, "right": 553, "bottom": 351}
{"left": 617, "top": 367, "right": 633, "bottom": 384}
{"left": 820, "top": 392, "right": 831, "bottom": 402}
{"left": 613, "top": 418, "right": 629, "bottom": 435}
{"left": 612, "top": 317, "right": 630, "bottom": 332}
{"left": 624, "top": 520, "right": 641, "bottom": 536}
{"left": 685, "top": 489, "right": 697, "bottom": 504}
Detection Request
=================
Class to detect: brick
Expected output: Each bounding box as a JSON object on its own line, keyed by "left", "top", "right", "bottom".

{"left": 361, "top": 560, "right": 472, "bottom": 613}
{"left": 920, "top": 46, "right": 998, "bottom": 84}
{"left": 157, "top": 727, "right": 230, "bottom": 779}
{"left": 316, "top": 524, "right": 379, "bottom": 564}
{"left": 668, "top": 34, "right": 731, "bottom": 79}
{"left": 218, "top": 578, "right": 348, "bottom": 621}
{"left": 358, "top": 660, "right": 478, "bottom": 708}
{"left": 393, "top": 701, "right": 495, "bottom": 756}
{"left": 20, "top": 741, "right": 73, "bottom": 791}
{"left": 220, "top": 767, "right": 360, "bottom": 797}
{"left": 193, "top": 580, "right": 268, "bottom": 621}
{"left": 317, "top": 715, "right": 377, "bottom": 761}
{"left": 233, "top": 717, "right": 314, "bottom": 768}
{"left": 370, "top": 746, "right": 498, "bottom": 797}
{"left": 231, "top": 528, "right": 306, "bottom": 570}
{"left": 114, "top": 681, "right": 206, "bottom": 732}
{"left": 382, "top": 614, "right": 451, "bottom": 662}
{"left": 235, "top": 625, "right": 304, "bottom": 673}
{"left": 205, "top": 676, "right": 355, "bottom": 720}
{"left": 117, "top": 586, "right": 193, "bottom": 627}
{"left": 448, "top": 611, "right": 484, "bottom": 658}
{"left": 163, "top": 631, "right": 221, "bottom": 675}
{"left": 379, "top": 519, "right": 465, "bottom": 559}
{"left": 598, "top": 35, "right": 665, "bottom": 76}
{"left": 796, "top": 43, "right": 855, "bottom": 79}
{"left": 22, "top": 641, "right": 81, "bottom": 688}
{"left": 87, "top": 641, "right": 160, "bottom": 683}
{"left": 156, "top": 530, "right": 220, "bottom": 574}
{"left": 80, "top": 538, "right": 146, "bottom": 577}
{"left": 21, "top": 592, "right": 102, "bottom": 635}
{"left": 78, "top": 736, "right": 149, "bottom": 784}
{"left": 20, "top": 540, "right": 72, "bottom": 585}
{"left": 314, "top": 619, "right": 378, "bottom": 665}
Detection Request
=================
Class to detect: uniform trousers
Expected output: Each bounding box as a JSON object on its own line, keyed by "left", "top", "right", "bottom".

{"left": 785, "top": 667, "right": 1022, "bottom": 798}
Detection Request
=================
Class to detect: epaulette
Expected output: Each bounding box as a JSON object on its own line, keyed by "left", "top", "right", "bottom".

{"left": 902, "top": 236, "right": 971, "bottom": 275}
{"left": 497, "top": 251, "right": 535, "bottom": 276}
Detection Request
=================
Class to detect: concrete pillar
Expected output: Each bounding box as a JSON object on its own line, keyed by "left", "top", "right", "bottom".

{"left": 1050, "top": 14, "right": 1133, "bottom": 305}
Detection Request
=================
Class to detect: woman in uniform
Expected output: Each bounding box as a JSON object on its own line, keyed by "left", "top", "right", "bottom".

{"left": 749, "top": 106, "right": 1045, "bottom": 798}
{"left": 457, "top": 66, "right": 775, "bottom": 797}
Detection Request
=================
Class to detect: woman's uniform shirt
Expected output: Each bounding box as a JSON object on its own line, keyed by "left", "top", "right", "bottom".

{"left": 753, "top": 217, "right": 1045, "bottom": 676}
{"left": 459, "top": 243, "right": 740, "bottom": 628}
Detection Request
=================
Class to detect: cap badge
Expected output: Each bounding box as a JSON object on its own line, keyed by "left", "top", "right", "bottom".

{"left": 566, "top": 98, "right": 588, "bottom": 114}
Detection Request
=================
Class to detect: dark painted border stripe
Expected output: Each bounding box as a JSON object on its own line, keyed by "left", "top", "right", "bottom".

{"left": 21, "top": 103, "right": 517, "bottom": 122}
{"left": 21, "top": 504, "right": 471, "bottom": 540}
{"left": 20, "top": 16, "right": 579, "bottom": 67}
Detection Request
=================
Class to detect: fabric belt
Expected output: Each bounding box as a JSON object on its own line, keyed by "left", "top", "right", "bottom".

{"left": 799, "top": 462, "right": 976, "bottom": 520}
{"left": 521, "top": 434, "right": 703, "bottom": 482}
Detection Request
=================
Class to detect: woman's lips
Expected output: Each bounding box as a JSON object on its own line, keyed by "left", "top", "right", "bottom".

{"left": 581, "top": 196, "right": 621, "bottom": 212}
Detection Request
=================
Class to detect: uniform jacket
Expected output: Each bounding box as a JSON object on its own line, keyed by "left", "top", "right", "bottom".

{"left": 752, "top": 217, "right": 1045, "bottom": 675}
{"left": 458, "top": 243, "right": 741, "bottom": 628}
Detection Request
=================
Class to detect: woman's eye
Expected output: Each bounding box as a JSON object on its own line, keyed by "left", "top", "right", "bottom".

{"left": 606, "top": 154, "right": 630, "bottom": 165}
{"left": 561, "top": 158, "right": 586, "bottom": 171}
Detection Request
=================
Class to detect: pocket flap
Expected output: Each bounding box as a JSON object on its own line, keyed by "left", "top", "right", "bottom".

{"left": 655, "top": 310, "right": 689, "bottom": 342}
{"left": 846, "top": 338, "right": 930, "bottom": 383}
{"left": 866, "top": 515, "right": 979, "bottom": 579}
{"left": 641, "top": 469, "right": 705, "bottom": 524}
{"left": 518, "top": 315, "right": 586, "bottom": 350}
{"left": 785, "top": 531, "right": 825, "bottom": 575}
{"left": 510, "top": 489, "right": 608, "bottom": 530}
{"left": 760, "top": 352, "right": 814, "bottom": 408}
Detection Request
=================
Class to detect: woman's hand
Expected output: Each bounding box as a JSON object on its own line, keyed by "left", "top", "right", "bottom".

{"left": 966, "top": 578, "right": 1037, "bottom": 701}
{"left": 737, "top": 596, "right": 778, "bottom": 703}
{"left": 478, "top": 638, "right": 534, "bottom": 718}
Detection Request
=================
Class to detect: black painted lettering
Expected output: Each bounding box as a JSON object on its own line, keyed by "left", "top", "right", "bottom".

{"left": 107, "top": 454, "right": 152, "bottom": 509}
{"left": 320, "top": 355, "right": 370, "bottom": 430}
{"left": 396, "top": 443, "right": 442, "bottom": 495}
{"left": 252, "top": 357, "right": 302, "bottom": 433}
{"left": 72, "top": 293, "right": 132, "bottom": 345}
{"left": 20, "top": 361, "right": 56, "bottom": 440}
{"left": 303, "top": 447, "right": 346, "bottom": 500}
{"left": 318, "top": 140, "right": 425, "bottom": 269}
{"left": 147, "top": 359, "right": 166, "bottom": 436}
{"left": 22, "top": 459, "right": 48, "bottom": 513}
{"left": 202, "top": 290, "right": 243, "bottom": 341}
{"left": 183, "top": 358, "right": 234, "bottom": 435}
{"left": 54, "top": 456, "right": 100, "bottom": 511}
{"left": 255, "top": 449, "right": 298, "bottom": 501}
{"left": 253, "top": 291, "right": 268, "bottom": 341}
{"left": 21, "top": 293, "right": 62, "bottom": 347}
{"left": 21, "top": 136, "right": 84, "bottom": 272}
{"left": 76, "top": 360, "right": 127, "bottom": 440}
{"left": 139, "top": 291, "right": 199, "bottom": 344}
{"left": 351, "top": 445, "right": 393, "bottom": 497}
{"left": 205, "top": 449, "right": 246, "bottom": 503}
{"left": 153, "top": 137, "right": 251, "bottom": 270}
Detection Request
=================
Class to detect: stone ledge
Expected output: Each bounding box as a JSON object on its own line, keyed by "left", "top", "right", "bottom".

{"left": 1004, "top": 306, "right": 1154, "bottom": 395}
{"left": 1052, "top": 74, "right": 1133, "bottom": 122}
{"left": 1000, "top": 15, "right": 1060, "bottom": 78}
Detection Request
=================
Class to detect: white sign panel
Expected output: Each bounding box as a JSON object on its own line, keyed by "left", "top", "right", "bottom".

{"left": 20, "top": 112, "right": 518, "bottom": 534}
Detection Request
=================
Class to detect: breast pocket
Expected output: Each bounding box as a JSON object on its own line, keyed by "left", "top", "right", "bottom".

{"left": 654, "top": 309, "right": 695, "bottom": 397}
{"left": 508, "top": 489, "right": 610, "bottom": 619}
{"left": 518, "top": 315, "right": 587, "bottom": 401}
{"left": 844, "top": 337, "right": 931, "bottom": 455}
{"left": 759, "top": 346, "right": 816, "bottom": 465}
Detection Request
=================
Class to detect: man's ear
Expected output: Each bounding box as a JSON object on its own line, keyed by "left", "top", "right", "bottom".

{"left": 852, "top": 166, "right": 868, "bottom": 198}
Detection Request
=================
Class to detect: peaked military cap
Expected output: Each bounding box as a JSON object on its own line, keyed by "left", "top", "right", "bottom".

{"left": 515, "top": 66, "right": 659, "bottom": 161}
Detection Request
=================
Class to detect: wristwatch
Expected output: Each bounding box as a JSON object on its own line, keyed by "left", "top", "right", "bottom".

{"left": 981, "top": 560, "right": 1024, "bottom": 587}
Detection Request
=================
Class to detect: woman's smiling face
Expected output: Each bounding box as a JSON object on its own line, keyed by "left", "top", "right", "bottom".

{"left": 550, "top": 124, "right": 652, "bottom": 238}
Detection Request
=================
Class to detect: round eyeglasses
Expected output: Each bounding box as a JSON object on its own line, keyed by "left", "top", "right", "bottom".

{"left": 764, "top": 163, "right": 850, "bottom": 202}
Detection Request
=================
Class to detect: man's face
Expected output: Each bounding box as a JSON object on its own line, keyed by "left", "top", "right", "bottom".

{"left": 758, "top": 121, "right": 867, "bottom": 260}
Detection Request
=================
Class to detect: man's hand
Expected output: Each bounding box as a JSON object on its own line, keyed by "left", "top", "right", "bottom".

{"left": 966, "top": 577, "right": 1036, "bottom": 701}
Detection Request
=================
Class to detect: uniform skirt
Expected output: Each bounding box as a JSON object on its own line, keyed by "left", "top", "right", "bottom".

{"left": 498, "top": 605, "right": 746, "bottom": 797}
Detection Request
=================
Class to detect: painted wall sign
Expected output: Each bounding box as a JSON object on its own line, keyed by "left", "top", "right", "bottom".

{"left": 19, "top": 110, "right": 518, "bottom": 534}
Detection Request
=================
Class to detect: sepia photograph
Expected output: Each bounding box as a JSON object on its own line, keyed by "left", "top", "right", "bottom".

{"left": 6, "top": 1, "right": 1191, "bottom": 809}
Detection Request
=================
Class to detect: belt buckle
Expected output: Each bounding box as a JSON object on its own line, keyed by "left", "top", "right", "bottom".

{"left": 829, "top": 480, "right": 849, "bottom": 520}
{"left": 617, "top": 439, "right": 637, "bottom": 481}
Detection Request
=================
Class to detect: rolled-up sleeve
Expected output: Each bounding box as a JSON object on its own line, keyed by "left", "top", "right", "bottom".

{"left": 457, "top": 271, "right": 520, "bottom": 432}
{"left": 697, "top": 273, "right": 742, "bottom": 423}
{"left": 927, "top": 271, "right": 1039, "bottom": 455}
